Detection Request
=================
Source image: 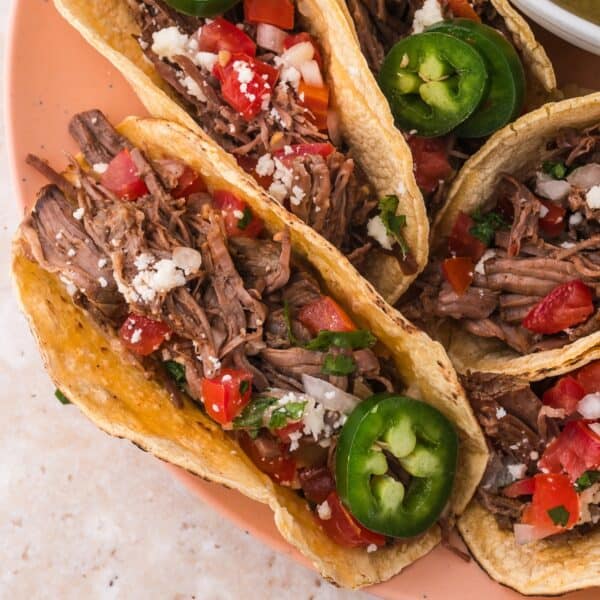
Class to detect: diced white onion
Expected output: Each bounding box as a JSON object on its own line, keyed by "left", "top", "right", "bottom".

{"left": 300, "top": 60, "right": 323, "bottom": 87}
{"left": 577, "top": 393, "right": 600, "bottom": 419}
{"left": 535, "top": 172, "right": 571, "bottom": 202}
{"left": 567, "top": 163, "right": 600, "bottom": 191}
{"left": 256, "top": 23, "right": 287, "bottom": 54}
{"left": 281, "top": 41, "right": 314, "bottom": 68}
{"left": 513, "top": 524, "right": 540, "bottom": 545}
{"left": 301, "top": 374, "right": 361, "bottom": 415}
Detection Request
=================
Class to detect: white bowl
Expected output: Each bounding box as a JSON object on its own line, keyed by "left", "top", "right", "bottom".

{"left": 512, "top": 0, "right": 600, "bottom": 55}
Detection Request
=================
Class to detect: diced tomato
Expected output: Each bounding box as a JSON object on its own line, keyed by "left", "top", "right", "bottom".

{"left": 441, "top": 257, "right": 474, "bottom": 295}
{"left": 520, "top": 473, "right": 579, "bottom": 540}
{"left": 407, "top": 136, "right": 453, "bottom": 194}
{"left": 101, "top": 149, "right": 148, "bottom": 201}
{"left": 214, "top": 53, "right": 278, "bottom": 120}
{"left": 172, "top": 166, "right": 207, "bottom": 198}
{"left": 236, "top": 155, "right": 274, "bottom": 189}
{"left": 298, "top": 296, "right": 356, "bottom": 335}
{"left": 447, "top": 0, "right": 482, "bottom": 21}
{"left": 198, "top": 17, "right": 256, "bottom": 56}
{"left": 522, "top": 280, "right": 594, "bottom": 335}
{"left": 539, "top": 420, "right": 600, "bottom": 481}
{"left": 244, "top": 0, "right": 295, "bottom": 30}
{"left": 298, "top": 466, "right": 336, "bottom": 504}
{"left": 273, "top": 142, "right": 335, "bottom": 164}
{"left": 274, "top": 420, "right": 303, "bottom": 443}
{"left": 317, "top": 492, "right": 386, "bottom": 548}
{"left": 238, "top": 432, "right": 298, "bottom": 485}
{"left": 575, "top": 360, "right": 600, "bottom": 394}
{"left": 503, "top": 477, "right": 536, "bottom": 498}
{"left": 298, "top": 81, "right": 329, "bottom": 131}
{"left": 542, "top": 376, "right": 585, "bottom": 415}
{"left": 202, "top": 368, "right": 253, "bottom": 425}
{"left": 448, "top": 211, "right": 487, "bottom": 261}
{"left": 119, "top": 314, "right": 170, "bottom": 356}
{"left": 539, "top": 199, "right": 566, "bottom": 238}
{"left": 212, "top": 190, "right": 264, "bottom": 238}
{"left": 284, "top": 32, "right": 323, "bottom": 68}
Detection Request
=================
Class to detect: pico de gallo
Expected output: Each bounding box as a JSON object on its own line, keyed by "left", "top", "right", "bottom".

{"left": 404, "top": 122, "right": 600, "bottom": 356}
{"left": 464, "top": 361, "right": 600, "bottom": 543}
{"left": 345, "top": 0, "right": 530, "bottom": 217}
{"left": 24, "top": 110, "right": 458, "bottom": 549}
{"left": 126, "top": 0, "right": 416, "bottom": 276}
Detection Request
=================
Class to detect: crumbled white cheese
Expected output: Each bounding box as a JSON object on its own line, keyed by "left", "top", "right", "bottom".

{"left": 367, "top": 215, "right": 393, "bottom": 251}
{"left": 288, "top": 430, "right": 303, "bottom": 452}
{"left": 233, "top": 60, "right": 255, "bottom": 84}
{"left": 72, "top": 208, "right": 85, "bottom": 220}
{"left": 212, "top": 403, "right": 220, "bottom": 413}
{"left": 530, "top": 451, "right": 539, "bottom": 461}
{"left": 539, "top": 204, "right": 549, "bottom": 218}
{"left": 134, "top": 253, "right": 154, "bottom": 271}
{"left": 195, "top": 51, "right": 218, "bottom": 72}
{"left": 221, "top": 374, "right": 232, "bottom": 383}
{"left": 233, "top": 209, "right": 245, "bottom": 220}
{"left": 412, "top": 0, "right": 444, "bottom": 33}
{"left": 67, "top": 248, "right": 76, "bottom": 258}
{"left": 366, "top": 544, "right": 378, "bottom": 553}
{"left": 151, "top": 27, "right": 190, "bottom": 61}
{"left": 268, "top": 182, "right": 288, "bottom": 203}
{"left": 278, "top": 66, "right": 301, "bottom": 91}
{"left": 495, "top": 406, "right": 507, "bottom": 419}
{"left": 180, "top": 75, "right": 206, "bottom": 102}
{"left": 172, "top": 247, "right": 202, "bottom": 275}
{"left": 586, "top": 185, "right": 600, "bottom": 209}
{"left": 93, "top": 163, "right": 109, "bottom": 175}
{"left": 474, "top": 249, "right": 496, "bottom": 275}
{"left": 561, "top": 241, "right": 576, "bottom": 249}
{"left": 208, "top": 355, "right": 222, "bottom": 371}
{"left": 128, "top": 254, "right": 187, "bottom": 303}
{"left": 98, "top": 258, "right": 108, "bottom": 269}
{"left": 268, "top": 158, "right": 295, "bottom": 203}
{"left": 508, "top": 464, "right": 528, "bottom": 481}
{"left": 256, "top": 154, "right": 275, "bottom": 177}
{"left": 98, "top": 277, "right": 108, "bottom": 289}
{"left": 316, "top": 500, "right": 332, "bottom": 520}
{"left": 55, "top": 231, "right": 64, "bottom": 240}
{"left": 130, "top": 328, "right": 142, "bottom": 345}
{"left": 569, "top": 212, "right": 583, "bottom": 226}
{"left": 60, "top": 275, "right": 77, "bottom": 297}
{"left": 302, "top": 399, "right": 328, "bottom": 440}
{"left": 290, "top": 186, "right": 306, "bottom": 206}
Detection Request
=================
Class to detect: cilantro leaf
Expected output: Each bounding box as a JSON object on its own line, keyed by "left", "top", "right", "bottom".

{"left": 378, "top": 195, "right": 409, "bottom": 259}
{"left": 233, "top": 396, "right": 278, "bottom": 431}
{"left": 283, "top": 301, "right": 299, "bottom": 346}
{"left": 469, "top": 210, "right": 508, "bottom": 246}
{"left": 547, "top": 505, "right": 570, "bottom": 527}
{"left": 305, "top": 330, "right": 376, "bottom": 351}
{"left": 164, "top": 361, "right": 186, "bottom": 390}
{"left": 543, "top": 161, "right": 567, "bottom": 180}
{"left": 322, "top": 353, "right": 356, "bottom": 376}
{"left": 268, "top": 401, "right": 307, "bottom": 430}
{"left": 55, "top": 389, "right": 71, "bottom": 405}
{"left": 239, "top": 380, "right": 250, "bottom": 395}
{"left": 237, "top": 207, "right": 253, "bottom": 230}
{"left": 575, "top": 471, "right": 600, "bottom": 492}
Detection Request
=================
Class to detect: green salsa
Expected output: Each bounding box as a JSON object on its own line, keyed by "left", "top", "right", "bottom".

{"left": 552, "top": 0, "right": 600, "bottom": 25}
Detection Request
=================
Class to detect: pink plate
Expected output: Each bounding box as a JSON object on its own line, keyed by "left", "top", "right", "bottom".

{"left": 6, "top": 1, "right": 599, "bottom": 598}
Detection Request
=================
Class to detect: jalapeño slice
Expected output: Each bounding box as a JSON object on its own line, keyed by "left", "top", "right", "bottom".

{"left": 427, "top": 19, "right": 525, "bottom": 138}
{"left": 378, "top": 32, "right": 487, "bottom": 137}
{"left": 162, "top": 0, "right": 241, "bottom": 17}
{"left": 336, "top": 394, "right": 458, "bottom": 538}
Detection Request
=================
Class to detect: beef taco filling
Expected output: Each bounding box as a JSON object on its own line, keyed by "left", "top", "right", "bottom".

{"left": 22, "top": 110, "right": 458, "bottom": 549}
{"left": 344, "top": 0, "right": 528, "bottom": 216}
{"left": 125, "top": 0, "right": 416, "bottom": 273}
{"left": 403, "top": 124, "right": 600, "bottom": 355}
{"left": 463, "top": 365, "right": 600, "bottom": 544}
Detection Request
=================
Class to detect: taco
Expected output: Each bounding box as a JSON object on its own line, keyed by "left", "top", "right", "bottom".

{"left": 400, "top": 93, "right": 600, "bottom": 376}
{"left": 52, "top": 0, "right": 428, "bottom": 304}
{"left": 334, "top": 0, "right": 556, "bottom": 217}
{"left": 460, "top": 360, "right": 600, "bottom": 594}
{"left": 13, "top": 110, "right": 487, "bottom": 588}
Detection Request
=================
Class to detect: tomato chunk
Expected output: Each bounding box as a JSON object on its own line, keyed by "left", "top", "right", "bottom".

{"left": 317, "top": 492, "right": 386, "bottom": 548}
{"left": 236, "top": 155, "right": 274, "bottom": 189}
{"left": 273, "top": 142, "right": 335, "bottom": 164}
{"left": 101, "top": 149, "right": 148, "bottom": 201}
{"left": 274, "top": 421, "right": 304, "bottom": 443}
{"left": 202, "top": 368, "right": 253, "bottom": 425}
{"left": 521, "top": 473, "right": 579, "bottom": 540}
{"left": 212, "top": 190, "right": 264, "bottom": 238}
{"left": 441, "top": 257, "right": 474, "bottom": 295}
{"left": 172, "top": 166, "right": 207, "bottom": 198}
{"left": 575, "top": 360, "right": 600, "bottom": 394}
{"left": 298, "top": 466, "right": 336, "bottom": 504}
{"left": 522, "top": 280, "right": 594, "bottom": 334}
{"left": 199, "top": 17, "right": 256, "bottom": 56}
{"left": 119, "top": 314, "right": 170, "bottom": 356}
{"left": 503, "top": 477, "right": 536, "bottom": 498}
{"left": 284, "top": 33, "right": 323, "bottom": 68}
{"left": 448, "top": 211, "right": 487, "bottom": 261}
{"left": 244, "top": 0, "right": 295, "bottom": 30}
{"left": 539, "top": 199, "right": 566, "bottom": 238}
{"left": 238, "top": 432, "right": 298, "bottom": 485}
{"left": 298, "top": 81, "right": 329, "bottom": 131}
{"left": 214, "top": 53, "right": 278, "bottom": 120}
{"left": 542, "top": 376, "right": 585, "bottom": 415}
{"left": 298, "top": 296, "right": 356, "bottom": 335}
{"left": 447, "top": 0, "right": 482, "bottom": 21}
{"left": 407, "top": 136, "right": 453, "bottom": 194}
{"left": 539, "top": 420, "right": 600, "bottom": 481}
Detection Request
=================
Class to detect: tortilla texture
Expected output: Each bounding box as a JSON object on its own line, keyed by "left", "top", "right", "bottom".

{"left": 52, "top": 0, "right": 428, "bottom": 305}
{"left": 13, "top": 117, "right": 487, "bottom": 588}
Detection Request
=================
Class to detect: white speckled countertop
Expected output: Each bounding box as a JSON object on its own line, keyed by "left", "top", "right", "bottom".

{"left": 0, "top": 3, "right": 371, "bottom": 597}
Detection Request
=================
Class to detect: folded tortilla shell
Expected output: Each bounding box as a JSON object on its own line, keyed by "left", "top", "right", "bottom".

{"left": 12, "top": 116, "right": 487, "bottom": 588}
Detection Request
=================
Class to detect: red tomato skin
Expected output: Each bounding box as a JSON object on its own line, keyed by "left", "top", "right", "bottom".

{"left": 576, "top": 360, "right": 600, "bottom": 394}
{"left": 317, "top": 492, "right": 386, "bottom": 548}
{"left": 172, "top": 166, "right": 207, "bottom": 198}
{"left": 407, "top": 136, "right": 453, "bottom": 194}
{"left": 447, "top": 0, "right": 482, "bottom": 21}
{"left": 119, "top": 314, "right": 170, "bottom": 356}
{"left": 521, "top": 473, "right": 579, "bottom": 538}
{"left": 202, "top": 368, "right": 253, "bottom": 425}
{"left": 542, "top": 376, "right": 585, "bottom": 415}
{"left": 448, "top": 212, "right": 487, "bottom": 261}
{"left": 298, "top": 466, "right": 336, "bottom": 504}
{"left": 441, "top": 257, "right": 474, "bottom": 295}
{"left": 539, "top": 420, "right": 600, "bottom": 481}
{"left": 212, "top": 190, "right": 264, "bottom": 238}
{"left": 198, "top": 17, "right": 256, "bottom": 56}
{"left": 236, "top": 155, "right": 274, "bottom": 189}
{"left": 503, "top": 477, "right": 536, "bottom": 498}
{"left": 273, "top": 143, "right": 335, "bottom": 162}
{"left": 275, "top": 421, "right": 304, "bottom": 443}
{"left": 297, "top": 296, "right": 356, "bottom": 335}
{"left": 297, "top": 82, "right": 329, "bottom": 131}
{"left": 284, "top": 33, "right": 323, "bottom": 68}
{"left": 101, "top": 149, "right": 148, "bottom": 201}
{"left": 244, "top": 0, "right": 295, "bottom": 30}
{"left": 238, "top": 432, "right": 298, "bottom": 486}
{"left": 522, "top": 280, "right": 594, "bottom": 334}
{"left": 539, "top": 199, "right": 566, "bottom": 238}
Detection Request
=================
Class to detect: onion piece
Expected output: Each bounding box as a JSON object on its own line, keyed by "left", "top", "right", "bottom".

{"left": 535, "top": 172, "right": 571, "bottom": 202}
{"left": 300, "top": 60, "right": 323, "bottom": 87}
{"left": 567, "top": 163, "right": 600, "bottom": 190}
{"left": 281, "top": 41, "right": 314, "bottom": 68}
{"left": 302, "top": 374, "right": 361, "bottom": 415}
{"left": 256, "top": 23, "right": 287, "bottom": 54}
{"left": 513, "top": 524, "right": 541, "bottom": 545}
{"left": 577, "top": 393, "right": 600, "bottom": 419}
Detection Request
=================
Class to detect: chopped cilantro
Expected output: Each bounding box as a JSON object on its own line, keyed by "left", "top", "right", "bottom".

{"left": 233, "top": 396, "right": 278, "bottom": 432}
{"left": 283, "top": 300, "right": 299, "bottom": 346}
{"left": 543, "top": 161, "right": 567, "bottom": 180}
{"left": 55, "top": 389, "right": 71, "bottom": 405}
{"left": 322, "top": 353, "right": 356, "bottom": 376}
{"left": 575, "top": 471, "right": 600, "bottom": 492}
{"left": 305, "top": 330, "right": 376, "bottom": 352}
{"left": 378, "top": 195, "right": 409, "bottom": 259}
{"left": 268, "top": 401, "right": 307, "bottom": 430}
{"left": 469, "top": 210, "right": 508, "bottom": 246}
{"left": 237, "top": 207, "right": 253, "bottom": 230}
{"left": 164, "top": 361, "right": 186, "bottom": 390}
{"left": 547, "top": 505, "right": 570, "bottom": 527}
{"left": 239, "top": 380, "right": 250, "bottom": 395}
